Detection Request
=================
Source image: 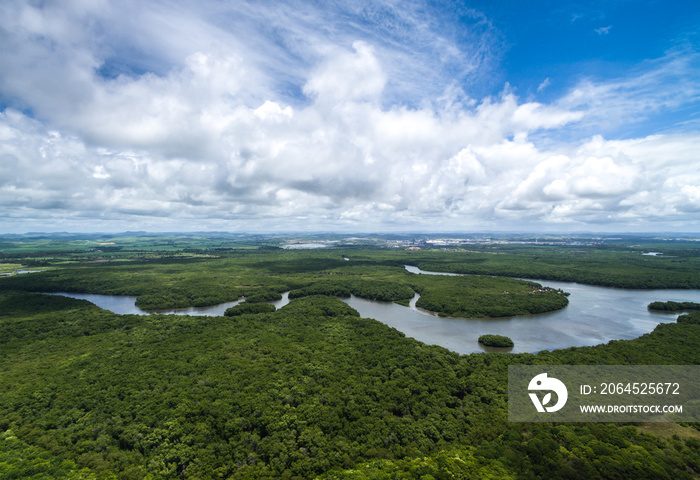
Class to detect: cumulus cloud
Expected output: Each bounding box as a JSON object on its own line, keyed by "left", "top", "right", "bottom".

{"left": 0, "top": 0, "right": 699, "bottom": 232}
{"left": 304, "top": 42, "right": 386, "bottom": 105}
{"left": 495, "top": 133, "right": 700, "bottom": 226}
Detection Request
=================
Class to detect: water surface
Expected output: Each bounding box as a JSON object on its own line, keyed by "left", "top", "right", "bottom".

{"left": 48, "top": 269, "right": 700, "bottom": 355}
{"left": 48, "top": 292, "right": 291, "bottom": 316}
{"left": 384, "top": 266, "right": 700, "bottom": 353}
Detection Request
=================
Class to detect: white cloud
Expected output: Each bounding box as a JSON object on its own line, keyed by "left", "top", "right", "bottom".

{"left": 0, "top": 0, "right": 698, "bottom": 232}
{"left": 2, "top": 97, "right": 699, "bottom": 231}
{"left": 495, "top": 133, "right": 700, "bottom": 226}
{"left": 253, "top": 101, "right": 293, "bottom": 122}
{"left": 304, "top": 42, "right": 387, "bottom": 105}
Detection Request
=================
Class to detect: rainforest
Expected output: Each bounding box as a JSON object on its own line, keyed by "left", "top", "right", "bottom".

{"left": 1, "top": 232, "right": 699, "bottom": 479}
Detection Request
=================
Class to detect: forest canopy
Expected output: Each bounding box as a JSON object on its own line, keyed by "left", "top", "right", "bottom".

{"left": 0, "top": 250, "right": 569, "bottom": 318}
{"left": 2, "top": 288, "right": 699, "bottom": 479}
{"left": 1, "top": 236, "right": 699, "bottom": 479}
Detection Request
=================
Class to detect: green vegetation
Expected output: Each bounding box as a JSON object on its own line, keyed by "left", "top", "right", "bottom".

{"left": 678, "top": 311, "right": 700, "bottom": 325}
{"left": 3, "top": 232, "right": 700, "bottom": 290}
{"left": 0, "top": 249, "right": 567, "bottom": 318}
{"left": 649, "top": 301, "right": 700, "bottom": 312}
{"left": 1, "top": 233, "right": 699, "bottom": 479}
{"left": 383, "top": 245, "right": 700, "bottom": 289}
{"left": 324, "top": 424, "right": 700, "bottom": 480}
{"left": 224, "top": 302, "right": 277, "bottom": 316}
{"left": 243, "top": 289, "right": 284, "bottom": 303}
{"left": 478, "top": 334, "right": 514, "bottom": 348}
{"left": 280, "top": 294, "right": 361, "bottom": 318}
{"left": 317, "top": 447, "right": 515, "bottom": 479}
{"left": 0, "top": 293, "right": 468, "bottom": 478}
{"left": 2, "top": 289, "right": 699, "bottom": 479}
{"left": 288, "top": 281, "right": 352, "bottom": 299}
{"left": 412, "top": 276, "right": 568, "bottom": 317}
{"left": 289, "top": 280, "right": 414, "bottom": 303}
{"left": 0, "top": 429, "right": 103, "bottom": 480}
{"left": 648, "top": 301, "right": 700, "bottom": 325}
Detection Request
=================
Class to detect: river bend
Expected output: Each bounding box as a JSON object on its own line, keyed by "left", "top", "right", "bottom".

{"left": 47, "top": 266, "right": 700, "bottom": 354}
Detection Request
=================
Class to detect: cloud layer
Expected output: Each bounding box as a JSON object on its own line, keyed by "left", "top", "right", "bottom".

{"left": 1, "top": 0, "right": 699, "bottom": 232}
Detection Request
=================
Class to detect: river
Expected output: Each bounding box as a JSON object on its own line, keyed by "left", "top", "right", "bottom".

{"left": 47, "top": 267, "right": 700, "bottom": 355}
{"left": 45, "top": 292, "right": 290, "bottom": 316}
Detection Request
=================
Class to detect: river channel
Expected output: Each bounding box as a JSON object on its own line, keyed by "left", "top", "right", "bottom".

{"left": 48, "top": 266, "right": 700, "bottom": 355}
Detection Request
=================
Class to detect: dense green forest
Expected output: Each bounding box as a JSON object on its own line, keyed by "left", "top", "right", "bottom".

{"left": 678, "top": 311, "right": 700, "bottom": 325}
{"left": 376, "top": 247, "right": 700, "bottom": 289}
{"left": 2, "top": 233, "right": 699, "bottom": 291}
{"left": 0, "top": 250, "right": 569, "bottom": 318}
{"left": 1, "top": 234, "right": 699, "bottom": 479}
{"left": 2, "top": 290, "right": 699, "bottom": 479}
{"left": 224, "top": 302, "right": 277, "bottom": 316}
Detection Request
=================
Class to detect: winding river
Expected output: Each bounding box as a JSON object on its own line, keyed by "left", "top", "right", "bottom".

{"left": 46, "top": 292, "right": 291, "bottom": 316}
{"left": 48, "top": 266, "right": 700, "bottom": 355}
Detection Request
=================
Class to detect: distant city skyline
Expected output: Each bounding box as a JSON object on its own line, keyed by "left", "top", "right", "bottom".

{"left": 1, "top": 1, "right": 699, "bottom": 233}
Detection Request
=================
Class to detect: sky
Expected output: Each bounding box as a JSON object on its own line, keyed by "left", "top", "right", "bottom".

{"left": 0, "top": 0, "right": 699, "bottom": 234}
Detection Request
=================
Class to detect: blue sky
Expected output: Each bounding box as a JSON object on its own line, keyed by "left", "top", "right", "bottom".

{"left": 507, "top": 4, "right": 695, "bottom": 89}
{"left": 0, "top": 0, "right": 699, "bottom": 233}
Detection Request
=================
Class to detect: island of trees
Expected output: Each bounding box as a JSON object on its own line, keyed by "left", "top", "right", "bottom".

{"left": 478, "top": 334, "right": 515, "bottom": 348}
{"left": 648, "top": 301, "right": 700, "bottom": 312}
